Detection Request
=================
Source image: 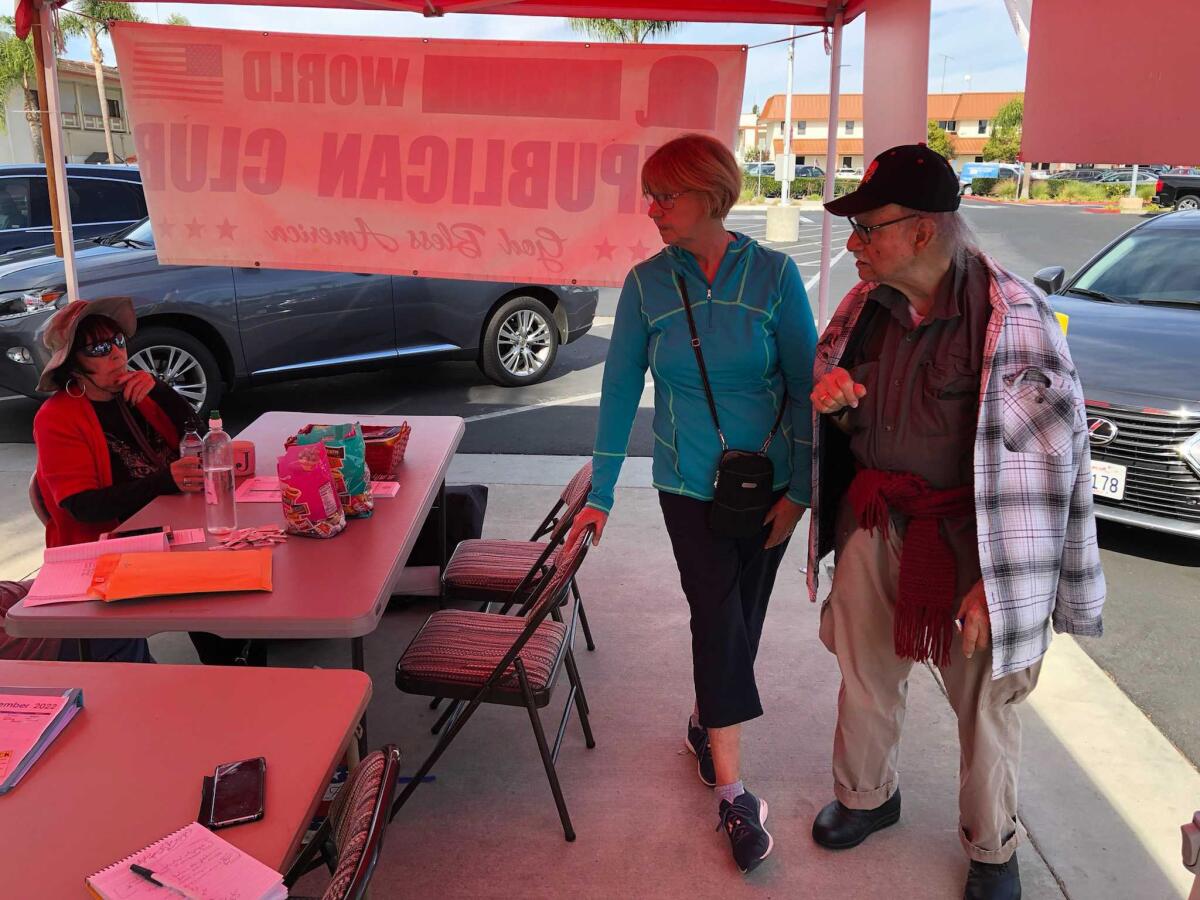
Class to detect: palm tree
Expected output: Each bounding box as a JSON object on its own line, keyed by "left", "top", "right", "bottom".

{"left": 164, "top": 13, "right": 191, "bottom": 26}
{"left": 0, "top": 19, "right": 45, "bottom": 162}
{"left": 60, "top": 2, "right": 143, "bottom": 164}
{"left": 567, "top": 18, "right": 679, "bottom": 43}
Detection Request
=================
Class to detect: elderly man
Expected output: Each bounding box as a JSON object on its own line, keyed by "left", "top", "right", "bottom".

{"left": 806, "top": 144, "right": 1105, "bottom": 900}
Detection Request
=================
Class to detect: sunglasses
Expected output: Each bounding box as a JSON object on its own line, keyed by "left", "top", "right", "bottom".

{"left": 81, "top": 332, "right": 126, "bottom": 358}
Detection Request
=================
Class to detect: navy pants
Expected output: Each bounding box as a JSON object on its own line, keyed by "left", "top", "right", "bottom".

{"left": 659, "top": 491, "right": 790, "bottom": 729}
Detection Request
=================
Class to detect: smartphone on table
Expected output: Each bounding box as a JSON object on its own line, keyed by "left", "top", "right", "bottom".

{"left": 207, "top": 756, "right": 266, "bottom": 829}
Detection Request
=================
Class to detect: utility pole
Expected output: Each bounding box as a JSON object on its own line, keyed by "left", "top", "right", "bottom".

{"left": 781, "top": 26, "right": 796, "bottom": 206}
{"left": 938, "top": 53, "right": 954, "bottom": 93}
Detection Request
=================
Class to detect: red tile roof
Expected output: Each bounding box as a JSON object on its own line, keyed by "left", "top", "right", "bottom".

{"left": 759, "top": 92, "right": 1021, "bottom": 124}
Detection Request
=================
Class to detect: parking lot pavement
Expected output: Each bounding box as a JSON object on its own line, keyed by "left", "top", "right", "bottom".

{"left": 2, "top": 204, "right": 1196, "bottom": 777}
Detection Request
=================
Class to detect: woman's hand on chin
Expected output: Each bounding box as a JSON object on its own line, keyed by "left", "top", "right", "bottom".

{"left": 116, "top": 370, "right": 156, "bottom": 405}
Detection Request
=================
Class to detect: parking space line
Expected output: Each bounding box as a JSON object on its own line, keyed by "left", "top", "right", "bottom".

{"left": 464, "top": 391, "right": 603, "bottom": 423}
{"left": 804, "top": 247, "right": 850, "bottom": 292}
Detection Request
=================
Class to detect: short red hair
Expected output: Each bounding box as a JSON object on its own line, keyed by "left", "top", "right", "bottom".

{"left": 642, "top": 133, "right": 741, "bottom": 220}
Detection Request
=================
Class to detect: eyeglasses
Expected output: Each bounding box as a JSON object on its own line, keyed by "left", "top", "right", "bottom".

{"left": 81, "top": 332, "right": 126, "bottom": 358}
{"left": 643, "top": 190, "right": 694, "bottom": 210}
{"left": 847, "top": 214, "right": 920, "bottom": 245}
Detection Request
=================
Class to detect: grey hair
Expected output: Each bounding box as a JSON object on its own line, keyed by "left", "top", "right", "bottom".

{"left": 899, "top": 207, "right": 979, "bottom": 254}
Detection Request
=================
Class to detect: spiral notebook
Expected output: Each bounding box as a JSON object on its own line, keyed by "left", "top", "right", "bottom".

{"left": 85, "top": 822, "right": 287, "bottom": 899}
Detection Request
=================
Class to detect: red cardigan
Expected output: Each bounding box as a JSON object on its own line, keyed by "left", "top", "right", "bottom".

{"left": 33, "top": 390, "right": 180, "bottom": 548}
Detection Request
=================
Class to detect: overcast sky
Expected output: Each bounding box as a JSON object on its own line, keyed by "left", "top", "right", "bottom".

{"left": 66, "top": 0, "right": 1027, "bottom": 112}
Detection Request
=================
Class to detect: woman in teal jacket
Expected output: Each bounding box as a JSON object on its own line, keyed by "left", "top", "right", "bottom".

{"left": 569, "top": 133, "right": 817, "bottom": 873}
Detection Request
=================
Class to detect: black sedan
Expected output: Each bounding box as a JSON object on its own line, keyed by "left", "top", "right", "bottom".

{"left": 0, "top": 218, "right": 598, "bottom": 412}
{"left": 1035, "top": 211, "right": 1200, "bottom": 538}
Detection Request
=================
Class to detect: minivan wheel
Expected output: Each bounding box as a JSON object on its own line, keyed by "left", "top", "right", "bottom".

{"left": 126, "top": 326, "right": 222, "bottom": 414}
{"left": 478, "top": 296, "right": 559, "bottom": 386}
{"left": 1176, "top": 194, "right": 1200, "bottom": 211}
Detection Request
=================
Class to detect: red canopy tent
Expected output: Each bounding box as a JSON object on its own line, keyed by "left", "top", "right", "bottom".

{"left": 17, "top": 0, "right": 927, "bottom": 327}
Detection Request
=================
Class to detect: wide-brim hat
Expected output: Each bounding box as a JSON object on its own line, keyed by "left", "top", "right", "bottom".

{"left": 36, "top": 297, "right": 136, "bottom": 393}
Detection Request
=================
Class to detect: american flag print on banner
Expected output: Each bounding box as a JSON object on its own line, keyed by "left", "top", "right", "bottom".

{"left": 131, "top": 43, "right": 224, "bottom": 104}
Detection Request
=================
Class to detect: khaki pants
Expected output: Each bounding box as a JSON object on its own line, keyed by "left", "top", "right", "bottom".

{"left": 818, "top": 508, "right": 1041, "bottom": 863}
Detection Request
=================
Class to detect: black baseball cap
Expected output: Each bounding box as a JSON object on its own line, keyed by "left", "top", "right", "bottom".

{"left": 825, "top": 143, "right": 960, "bottom": 217}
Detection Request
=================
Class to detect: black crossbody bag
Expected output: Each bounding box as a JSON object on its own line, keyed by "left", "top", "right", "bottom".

{"left": 676, "top": 274, "right": 787, "bottom": 538}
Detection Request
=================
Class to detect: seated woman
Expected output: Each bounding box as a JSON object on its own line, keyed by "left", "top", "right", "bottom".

{"left": 32, "top": 297, "right": 262, "bottom": 666}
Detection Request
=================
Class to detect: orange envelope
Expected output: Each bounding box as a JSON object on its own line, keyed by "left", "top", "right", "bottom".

{"left": 90, "top": 549, "right": 273, "bottom": 602}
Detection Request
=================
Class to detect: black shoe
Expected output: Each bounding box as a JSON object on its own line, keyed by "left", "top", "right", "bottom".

{"left": 685, "top": 719, "right": 716, "bottom": 787}
{"left": 717, "top": 791, "right": 773, "bottom": 874}
{"left": 811, "top": 790, "right": 901, "bottom": 849}
{"left": 964, "top": 855, "right": 1021, "bottom": 900}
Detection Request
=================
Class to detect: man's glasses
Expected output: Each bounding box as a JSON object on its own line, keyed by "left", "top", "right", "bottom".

{"left": 848, "top": 214, "right": 920, "bottom": 245}
{"left": 643, "top": 190, "right": 694, "bottom": 210}
{"left": 81, "top": 332, "right": 126, "bottom": 358}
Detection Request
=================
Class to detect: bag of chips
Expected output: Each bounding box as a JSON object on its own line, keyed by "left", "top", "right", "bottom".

{"left": 277, "top": 442, "right": 347, "bottom": 538}
{"left": 289, "top": 423, "right": 374, "bottom": 518}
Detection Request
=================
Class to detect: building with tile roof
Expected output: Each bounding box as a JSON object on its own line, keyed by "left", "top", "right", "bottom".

{"left": 753, "top": 91, "right": 1023, "bottom": 173}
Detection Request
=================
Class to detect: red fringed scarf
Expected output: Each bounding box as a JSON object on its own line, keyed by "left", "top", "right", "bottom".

{"left": 847, "top": 468, "right": 974, "bottom": 667}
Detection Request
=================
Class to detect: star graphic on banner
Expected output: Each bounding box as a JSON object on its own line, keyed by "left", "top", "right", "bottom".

{"left": 594, "top": 237, "right": 615, "bottom": 260}
{"left": 628, "top": 239, "right": 649, "bottom": 260}
{"left": 186, "top": 218, "right": 205, "bottom": 239}
{"left": 216, "top": 218, "right": 238, "bottom": 240}
{"left": 157, "top": 218, "right": 174, "bottom": 237}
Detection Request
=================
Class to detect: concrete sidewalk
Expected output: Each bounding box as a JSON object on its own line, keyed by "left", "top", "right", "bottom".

{"left": 2, "top": 446, "right": 1197, "bottom": 898}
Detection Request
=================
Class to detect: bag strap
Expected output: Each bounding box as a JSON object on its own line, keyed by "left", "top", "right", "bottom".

{"left": 675, "top": 273, "right": 727, "bottom": 451}
{"left": 675, "top": 273, "right": 788, "bottom": 455}
{"left": 116, "top": 398, "right": 171, "bottom": 471}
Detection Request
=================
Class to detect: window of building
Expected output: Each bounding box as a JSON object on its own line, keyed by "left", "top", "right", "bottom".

{"left": 978, "top": 119, "right": 989, "bottom": 134}
{"left": 779, "top": 122, "right": 785, "bottom": 135}
{"left": 60, "top": 84, "right": 79, "bottom": 128}
{"left": 844, "top": 120, "right": 856, "bottom": 134}
{"left": 975, "top": 156, "right": 984, "bottom": 163}
{"left": 796, "top": 156, "right": 806, "bottom": 165}
{"left": 795, "top": 120, "right": 806, "bottom": 135}
{"left": 107, "top": 97, "right": 121, "bottom": 120}
{"left": 842, "top": 156, "right": 852, "bottom": 168}
{"left": 79, "top": 85, "right": 103, "bottom": 128}
{"left": 937, "top": 119, "right": 958, "bottom": 132}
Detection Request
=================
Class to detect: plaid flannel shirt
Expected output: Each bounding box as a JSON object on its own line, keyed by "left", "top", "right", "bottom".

{"left": 808, "top": 253, "right": 1106, "bottom": 679}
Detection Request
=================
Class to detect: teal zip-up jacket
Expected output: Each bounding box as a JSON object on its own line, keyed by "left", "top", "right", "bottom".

{"left": 587, "top": 232, "right": 817, "bottom": 514}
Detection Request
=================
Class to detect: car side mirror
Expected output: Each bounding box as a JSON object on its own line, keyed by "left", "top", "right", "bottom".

{"left": 1034, "top": 266, "right": 1066, "bottom": 295}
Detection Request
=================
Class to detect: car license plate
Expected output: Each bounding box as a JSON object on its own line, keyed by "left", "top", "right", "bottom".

{"left": 1091, "top": 460, "right": 1127, "bottom": 501}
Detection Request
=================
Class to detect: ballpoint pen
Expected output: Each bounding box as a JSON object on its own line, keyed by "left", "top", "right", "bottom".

{"left": 129, "top": 864, "right": 200, "bottom": 900}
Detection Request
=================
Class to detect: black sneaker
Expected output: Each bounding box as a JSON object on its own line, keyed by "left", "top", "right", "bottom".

{"left": 716, "top": 791, "right": 773, "bottom": 874}
{"left": 964, "top": 854, "right": 1021, "bottom": 900}
{"left": 685, "top": 719, "right": 716, "bottom": 787}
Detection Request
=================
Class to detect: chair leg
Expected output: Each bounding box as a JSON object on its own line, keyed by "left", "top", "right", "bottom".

{"left": 389, "top": 690, "right": 484, "bottom": 822}
{"left": 563, "top": 649, "right": 596, "bottom": 749}
{"left": 571, "top": 580, "right": 596, "bottom": 651}
{"left": 516, "top": 658, "right": 576, "bottom": 842}
{"left": 430, "top": 698, "right": 462, "bottom": 736}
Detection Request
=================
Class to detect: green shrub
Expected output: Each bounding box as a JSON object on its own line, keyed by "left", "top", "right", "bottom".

{"left": 1057, "top": 182, "right": 1107, "bottom": 202}
{"left": 971, "top": 177, "right": 997, "bottom": 196}
{"left": 742, "top": 173, "right": 781, "bottom": 198}
{"left": 995, "top": 180, "right": 1019, "bottom": 199}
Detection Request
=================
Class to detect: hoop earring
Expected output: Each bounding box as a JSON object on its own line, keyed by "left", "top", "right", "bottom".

{"left": 65, "top": 378, "right": 85, "bottom": 398}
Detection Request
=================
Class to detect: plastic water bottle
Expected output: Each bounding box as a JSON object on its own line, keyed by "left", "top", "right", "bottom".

{"left": 202, "top": 410, "right": 237, "bottom": 535}
{"left": 179, "top": 421, "right": 203, "bottom": 463}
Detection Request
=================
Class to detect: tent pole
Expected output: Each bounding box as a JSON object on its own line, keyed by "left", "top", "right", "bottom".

{"left": 35, "top": 2, "right": 80, "bottom": 301}
{"left": 817, "top": 6, "right": 845, "bottom": 331}
{"left": 30, "top": 15, "right": 62, "bottom": 257}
